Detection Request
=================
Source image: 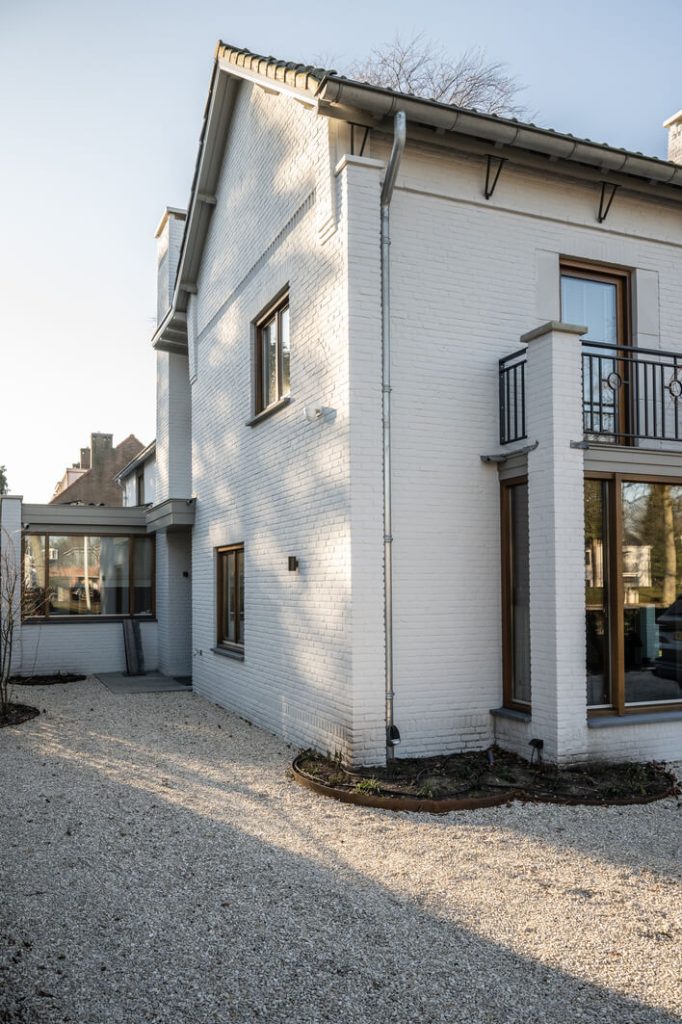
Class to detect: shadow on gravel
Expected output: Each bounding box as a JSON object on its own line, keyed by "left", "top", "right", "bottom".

{"left": 1, "top": 709, "right": 680, "bottom": 1024}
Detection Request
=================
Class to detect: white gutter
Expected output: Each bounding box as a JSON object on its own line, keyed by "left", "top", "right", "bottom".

{"left": 318, "top": 79, "right": 682, "bottom": 188}
{"left": 381, "top": 111, "right": 406, "bottom": 761}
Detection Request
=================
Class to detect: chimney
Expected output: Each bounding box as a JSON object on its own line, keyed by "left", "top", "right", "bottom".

{"left": 663, "top": 110, "right": 682, "bottom": 164}
{"left": 155, "top": 207, "right": 187, "bottom": 324}
{"left": 90, "top": 433, "right": 113, "bottom": 468}
{"left": 80, "top": 447, "right": 91, "bottom": 470}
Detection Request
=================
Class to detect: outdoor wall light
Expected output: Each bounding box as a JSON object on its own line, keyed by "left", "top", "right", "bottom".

{"left": 387, "top": 724, "right": 401, "bottom": 746}
{"left": 288, "top": 556, "right": 299, "bottom": 572}
{"left": 529, "top": 737, "right": 544, "bottom": 766}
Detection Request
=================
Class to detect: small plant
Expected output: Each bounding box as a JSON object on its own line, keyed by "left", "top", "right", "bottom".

{"left": 416, "top": 780, "right": 441, "bottom": 799}
{"left": 354, "top": 777, "right": 382, "bottom": 795}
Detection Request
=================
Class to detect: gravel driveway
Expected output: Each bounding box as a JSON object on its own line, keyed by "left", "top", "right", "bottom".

{"left": 1, "top": 678, "right": 681, "bottom": 1024}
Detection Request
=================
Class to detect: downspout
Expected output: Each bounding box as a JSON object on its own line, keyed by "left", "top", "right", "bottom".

{"left": 381, "top": 111, "right": 406, "bottom": 761}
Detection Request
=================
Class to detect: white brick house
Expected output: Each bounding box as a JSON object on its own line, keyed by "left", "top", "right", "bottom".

{"left": 147, "top": 45, "right": 682, "bottom": 767}
{"left": 7, "top": 45, "right": 682, "bottom": 769}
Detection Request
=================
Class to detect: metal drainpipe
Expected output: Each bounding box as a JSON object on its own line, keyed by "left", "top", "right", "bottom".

{"left": 381, "top": 111, "right": 406, "bottom": 761}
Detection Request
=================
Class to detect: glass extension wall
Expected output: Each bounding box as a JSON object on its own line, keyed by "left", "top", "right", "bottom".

{"left": 23, "top": 534, "right": 154, "bottom": 619}
{"left": 584, "top": 477, "right": 682, "bottom": 712}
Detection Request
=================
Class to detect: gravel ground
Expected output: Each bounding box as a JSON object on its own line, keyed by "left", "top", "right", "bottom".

{"left": 1, "top": 679, "right": 681, "bottom": 1024}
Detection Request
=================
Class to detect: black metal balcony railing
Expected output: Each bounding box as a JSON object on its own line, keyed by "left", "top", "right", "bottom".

{"left": 499, "top": 341, "right": 682, "bottom": 446}
{"left": 499, "top": 348, "right": 527, "bottom": 445}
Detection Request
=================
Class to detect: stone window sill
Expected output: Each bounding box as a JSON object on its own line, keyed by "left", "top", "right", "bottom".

{"left": 588, "top": 710, "right": 682, "bottom": 728}
{"left": 211, "top": 645, "right": 245, "bottom": 662}
{"left": 246, "top": 396, "right": 291, "bottom": 427}
{"left": 490, "top": 706, "right": 531, "bottom": 723}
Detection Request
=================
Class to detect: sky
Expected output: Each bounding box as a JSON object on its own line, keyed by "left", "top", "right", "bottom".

{"left": 1, "top": 0, "right": 680, "bottom": 501}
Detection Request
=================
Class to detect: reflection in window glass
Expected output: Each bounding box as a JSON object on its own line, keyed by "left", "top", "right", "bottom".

{"left": 281, "top": 306, "right": 290, "bottom": 397}
{"left": 509, "top": 484, "right": 530, "bottom": 705}
{"left": 217, "top": 546, "right": 244, "bottom": 649}
{"left": 99, "top": 537, "right": 129, "bottom": 615}
{"left": 23, "top": 536, "right": 47, "bottom": 618}
{"left": 585, "top": 480, "right": 611, "bottom": 706}
{"left": 22, "top": 534, "right": 151, "bottom": 619}
{"left": 132, "top": 538, "right": 153, "bottom": 616}
{"left": 622, "top": 482, "right": 682, "bottom": 705}
{"left": 48, "top": 536, "right": 103, "bottom": 616}
{"left": 562, "top": 274, "right": 620, "bottom": 438}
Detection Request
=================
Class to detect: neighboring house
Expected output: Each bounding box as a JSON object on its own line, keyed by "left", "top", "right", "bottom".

{"left": 51, "top": 433, "right": 145, "bottom": 506}
{"left": 117, "top": 441, "right": 157, "bottom": 507}
{"left": 6, "top": 42, "right": 682, "bottom": 769}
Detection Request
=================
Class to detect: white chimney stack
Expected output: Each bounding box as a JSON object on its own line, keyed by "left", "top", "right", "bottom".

{"left": 154, "top": 207, "right": 187, "bottom": 324}
{"left": 663, "top": 110, "right": 682, "bottom": 164}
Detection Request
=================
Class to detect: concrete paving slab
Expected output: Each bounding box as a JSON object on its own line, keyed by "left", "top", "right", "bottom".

{"left": 95, "top": 672, "right": 192, "bottom": 694}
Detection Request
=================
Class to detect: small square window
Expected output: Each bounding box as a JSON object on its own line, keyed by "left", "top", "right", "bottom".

{"left": 254, "top": 293, "right": 289, "bottom": 414}
{"left": 216, "top": 545, "right": 244, "bottom": 650}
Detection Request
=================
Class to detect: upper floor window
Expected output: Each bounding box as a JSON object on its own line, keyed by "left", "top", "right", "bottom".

{"left": 254, "top": 293, "right": 290, "bottom": 414}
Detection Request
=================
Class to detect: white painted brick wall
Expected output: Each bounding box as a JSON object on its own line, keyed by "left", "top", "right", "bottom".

{"left": 19, "top": 620, "right": 158, "bottom": 676}
{"left": 173, "top": 90, "right": 682, "bottom": 766}
{"left": 156, "top": 352, "right": 191, "bottom": 502}
{"left": 189, "top": 82, "right": 359, "bottom": 760}
{"left": 0, "top": 497, "right": 23, "bottom": 674}
{"left": 526, "top": 325, "right": 587, "bottom": 764}
{"left": 373, "top": 138, "right": 682, "bottom": 763}
{"left": 156, "top": 530, "right": 192, "bottom": 677}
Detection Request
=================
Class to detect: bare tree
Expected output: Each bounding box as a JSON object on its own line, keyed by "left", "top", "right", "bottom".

{"left": 0, "top": 466, "right": 8, "bottom": 495}
{"left": 0, "top": 527, "right": 19, "bottom": 716}
{"left": 348, "top": 35, "right": 528, "bottom": 118}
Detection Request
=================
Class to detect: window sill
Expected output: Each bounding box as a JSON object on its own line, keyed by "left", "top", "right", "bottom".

{"left": 588, "top": 709, "right": 682, "bottom": 728}
{"left": 246, "top": 396, "right": 291, "bottom": 427}
{"left": 211, "top": 645, "right": 245, "bottom": 662}
{"left": 490, "top": 706, "right": 531, "bottom": 723}
{"left": 22, "top": 616, "right": 157, "bottom": 625}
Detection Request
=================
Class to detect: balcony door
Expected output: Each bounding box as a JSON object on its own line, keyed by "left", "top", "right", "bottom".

{"left": 560, "top": 263, "right": 630, "bottom": 442}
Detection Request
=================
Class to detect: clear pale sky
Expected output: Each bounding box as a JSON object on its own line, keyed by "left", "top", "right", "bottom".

{"left": 2, "top": 0, "right": 680, "bottom": 501}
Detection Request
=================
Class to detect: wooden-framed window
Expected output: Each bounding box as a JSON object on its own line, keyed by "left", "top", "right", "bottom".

{"left": 136, "top": 470, "right": 145, "bottom": 506}
{"left": 586, "top": 473, "right": 682, "bottom": 715}
{"left": 217, "top": 545, "right": 244, "bottom": 651}
{"left": 22, "top": 534, "right": 155, "bottom": 620}
{"left": 501, "top": 477, "right": 531, "bottom": 711}
{"left": 560, "top": 260, "right": 632, "bottom": 443}
{"left": 254, "top": 292, "right": 290, "bottom": 414}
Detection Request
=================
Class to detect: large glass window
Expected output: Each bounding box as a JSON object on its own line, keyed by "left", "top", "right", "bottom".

{"left": 584, "top": 477, "right": 682, "bottom": 712}
{"left": 217, "top": 545, "right": 244, "bottom": 651}
{"left": 254, "top": 293, "right": 290, "bottom": 413}
{"left": 23, "top": 535, "right": 154, "bottom": 619}
{"left": 585, "top": 479, "right": 611, "bottom": 707}
{"left": 502, "top": 481, "right": 530, "bottom": 708}
{"left": 621, "top": 482, "right": 682, "bottom": 705}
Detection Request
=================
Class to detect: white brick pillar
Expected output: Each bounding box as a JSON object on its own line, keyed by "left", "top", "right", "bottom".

{"left": 0, "top": 496, "right": 24, "bottom": 675}
{"left": 524, "top": 321, "right": 587, "bottom": 763}
{"left": 337, "top": 154, "right": 386, "bottom": 766}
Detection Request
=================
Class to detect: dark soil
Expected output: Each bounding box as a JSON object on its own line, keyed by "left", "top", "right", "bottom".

{"left": 0, "top": 703, "right": 40, "bottom": 728}
{"left": 296, "top": 746, "right": 679, "bottom": 806}
{"left": 10, "top": 672, "right": 86, "bottom": 686}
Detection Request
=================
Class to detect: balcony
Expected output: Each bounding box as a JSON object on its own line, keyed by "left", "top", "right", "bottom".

{"left": 499, "top": 341, "right": 682, "bottom": 447}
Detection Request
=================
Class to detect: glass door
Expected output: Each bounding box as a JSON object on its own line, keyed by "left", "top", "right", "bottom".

{"left": 561, "top": 265, "right": 629, "bottom": 442}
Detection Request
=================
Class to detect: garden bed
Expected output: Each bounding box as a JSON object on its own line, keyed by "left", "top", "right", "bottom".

{"left": 293, "top": 747, "right": 678, "bottom": 813}
{"left": 10, "top": 673, "right": 86, "bottom": 686}
{"left": 0, "top": 703, "right": 40, "bottom": 728}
